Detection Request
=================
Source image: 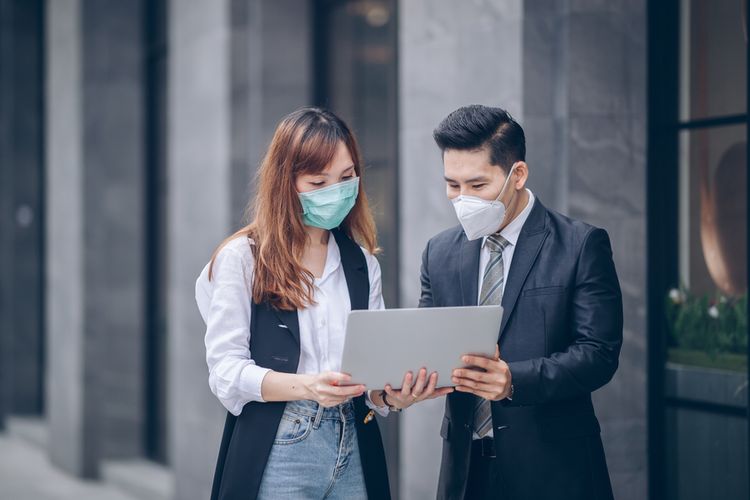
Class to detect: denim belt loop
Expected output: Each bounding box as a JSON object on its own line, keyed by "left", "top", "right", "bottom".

{"left": 312, "top": 401, "right": 325, "bottom": 429}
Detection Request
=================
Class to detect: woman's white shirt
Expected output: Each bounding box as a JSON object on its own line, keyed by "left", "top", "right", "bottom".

{"left": 196, "top": 235, "right": 388, "bottom": 417}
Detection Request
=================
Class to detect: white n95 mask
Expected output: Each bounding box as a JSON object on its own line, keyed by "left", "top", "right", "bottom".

{"left": 451, "top": 163, "right": 517, "bottom": 241}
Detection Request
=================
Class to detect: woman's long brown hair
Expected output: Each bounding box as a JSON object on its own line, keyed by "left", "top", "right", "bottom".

{"left": 208, "top": 107, "right": 379, "bottom": 310}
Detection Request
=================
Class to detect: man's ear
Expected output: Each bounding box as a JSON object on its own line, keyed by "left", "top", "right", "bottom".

{"left": 513, "top": 161, "right": 529, "bottom": 190}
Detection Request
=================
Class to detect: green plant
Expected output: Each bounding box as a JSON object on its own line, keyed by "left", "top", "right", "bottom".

{"left": 665, "top": 287, "right": 748, "bottom": 359}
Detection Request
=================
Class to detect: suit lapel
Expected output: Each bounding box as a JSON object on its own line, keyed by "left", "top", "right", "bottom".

{"left": 459, "top": 237, "right": 482, "bottom": 306}
{"left": 499, "top": 200, "right": 549, "bottom": 337}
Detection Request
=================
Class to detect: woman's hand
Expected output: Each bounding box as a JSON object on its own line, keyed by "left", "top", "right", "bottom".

{"left": 303, "top": 371, "right": 366, "bottom": 408}
{"left": 380, "top": 368, "right": 454, "bottom": 410}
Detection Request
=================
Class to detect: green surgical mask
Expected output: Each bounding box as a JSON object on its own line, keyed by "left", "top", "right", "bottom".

{"left": 298, "top": 177, "right": 360, "bottom": 230}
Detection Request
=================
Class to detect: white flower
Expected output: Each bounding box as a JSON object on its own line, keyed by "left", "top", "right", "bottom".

{"left": 669, "top": 288, "right": 686, "bottom": 304}
{"left": 708, "top": 305, "right": 720, "bottom": 319}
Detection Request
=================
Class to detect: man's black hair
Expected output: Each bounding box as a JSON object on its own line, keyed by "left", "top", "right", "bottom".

{"left": 433, "top": 105, "right": 526, "bottom": 172}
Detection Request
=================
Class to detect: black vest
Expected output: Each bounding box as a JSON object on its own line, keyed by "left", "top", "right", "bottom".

{"left": 210, "top": 229, "right": 391, "bottom": 500}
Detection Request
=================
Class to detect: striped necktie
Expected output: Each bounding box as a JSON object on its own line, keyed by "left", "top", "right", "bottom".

{"left": 473, "top": 232, "right": 510, "bottom": 438}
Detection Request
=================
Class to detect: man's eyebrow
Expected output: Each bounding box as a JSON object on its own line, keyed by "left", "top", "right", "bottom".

{"left": 443, "top": 176, "right": 490, "bottom": 183}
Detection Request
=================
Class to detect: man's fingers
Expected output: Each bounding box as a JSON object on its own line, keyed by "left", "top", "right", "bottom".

{"left": 452, "top": 377, "right": 498, "bottom": 393}
{"left": 494, "top": 345, "right": 500, "bottom": 361}
{"left": 461, "top": 355, "right": 494, "bottom": 370}
{"left": 452, "top": 368, "right": 498, "bottom": 384}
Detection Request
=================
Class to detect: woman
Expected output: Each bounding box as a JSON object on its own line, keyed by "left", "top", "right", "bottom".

{"left": 195, "top": 107, "right": 451, "bottom": 500}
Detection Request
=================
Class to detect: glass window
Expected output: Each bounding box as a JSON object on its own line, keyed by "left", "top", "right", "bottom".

{"left": 679, "top": 0, "right": 747, "bottom": 121}
{"left": 669, "top": 125, "right": 747, "bottom": 373}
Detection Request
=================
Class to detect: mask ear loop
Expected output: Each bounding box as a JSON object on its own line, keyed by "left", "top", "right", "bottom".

{"left": 492, "top": 162, "right": 518, "bottom": 203}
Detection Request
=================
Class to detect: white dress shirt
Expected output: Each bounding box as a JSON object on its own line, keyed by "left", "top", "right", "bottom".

{"left": 473, "top": 188, "right": 535, "bottom": 439}
{"left": 195, "top": 234, "right": 388, "bottom": 417}
{"left": 477, "top": 189, "right": 536, "bottom": 303}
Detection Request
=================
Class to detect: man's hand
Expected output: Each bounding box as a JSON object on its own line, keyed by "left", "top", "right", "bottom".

{"left": 451, "top": 346, "right": 512, "bottom": 401}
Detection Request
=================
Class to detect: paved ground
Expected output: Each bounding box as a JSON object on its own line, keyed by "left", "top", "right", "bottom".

{"left": 0, "top": 431, "right": 138, "bottom": 500}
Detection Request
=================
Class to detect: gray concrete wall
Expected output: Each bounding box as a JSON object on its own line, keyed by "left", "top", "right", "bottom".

{"left": 167, "top": 1, "right": 312, "bottom": 498}
{"left": 562, "top": 2, "right": 648, "bottom": 498}
{"left": 397, "top": 1, "right": 524, "bottom": 498}
{"left": 46, "top": 0, "right": 147, "bottom": 477}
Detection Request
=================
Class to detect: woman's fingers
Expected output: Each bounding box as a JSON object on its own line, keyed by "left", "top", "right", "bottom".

{"left": 432, "top": 387, "right": 455, "bottom": 397}
{"left": 325, "top": 384, "right": 365, "bottom": 397}
{"left": 399, "top": 371, "right": 414, "bottom": 397}
{"left": 411, "top": 368, "right": 428, "bottom": 396}
{"left": 320, "top": 371, "right": 353, "bottom": 386}
{"left": 415, "top": 372, "right": 438, "bottom": 400}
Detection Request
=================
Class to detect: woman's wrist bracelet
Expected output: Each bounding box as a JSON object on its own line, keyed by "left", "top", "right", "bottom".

{"left": 381, "top": 390, "right": 402, "bottom": 412}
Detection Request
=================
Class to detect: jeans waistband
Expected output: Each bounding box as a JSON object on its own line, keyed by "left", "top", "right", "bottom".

{"left": 284, "top": 399, "right": 356, "bottom": 425}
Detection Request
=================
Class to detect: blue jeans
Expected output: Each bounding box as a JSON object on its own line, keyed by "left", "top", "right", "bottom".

{"left": 256, "top": 399, "right": 367, "bottom": 500}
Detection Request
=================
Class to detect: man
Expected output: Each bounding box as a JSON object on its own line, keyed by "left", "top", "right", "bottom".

{"left": 420, "top": 105, "right": 623, "bottom": 500}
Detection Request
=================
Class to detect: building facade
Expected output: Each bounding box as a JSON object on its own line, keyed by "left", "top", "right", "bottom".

{"left": 0, "top": 1, "right": 747, "bottom": 499}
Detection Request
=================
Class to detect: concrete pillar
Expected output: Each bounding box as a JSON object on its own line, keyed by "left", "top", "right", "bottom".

{"left": 45, "top": 0, "right": 146, "bottom": 477}
{"left": 397, "top": 1, "right": 524, "bottom": 497}
{"left": 167, "top": 1, "right": 311, "bottom": 498}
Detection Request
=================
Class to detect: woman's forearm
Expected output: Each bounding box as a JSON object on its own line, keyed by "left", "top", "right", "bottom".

{"left": 260, "top": 371, "right": 313, "bottom": 402}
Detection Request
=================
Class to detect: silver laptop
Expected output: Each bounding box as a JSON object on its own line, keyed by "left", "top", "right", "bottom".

{"left": 340, "top": 305, "right": 503, "bottom": 390}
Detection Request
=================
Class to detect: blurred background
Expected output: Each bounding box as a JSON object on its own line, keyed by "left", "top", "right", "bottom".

{"left": 0, "top": 0, "right": 747, "bottom": 499}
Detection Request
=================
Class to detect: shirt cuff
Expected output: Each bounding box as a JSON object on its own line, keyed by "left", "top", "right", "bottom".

{"left": 240, "top": 365, "right": 272, "bottom": 404}
{"left": 365, "top": 390, "right": 390, "bottom": 417}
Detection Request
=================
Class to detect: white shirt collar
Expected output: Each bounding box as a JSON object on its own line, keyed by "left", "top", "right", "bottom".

{"left": 482, "top": 189, "right": 536, "bottom": 249}
{"left": 316, "top": 232, "right": 342, "bottom": 283}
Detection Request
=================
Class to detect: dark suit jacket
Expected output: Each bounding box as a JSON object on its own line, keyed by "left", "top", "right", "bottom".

{"left": 421, "top": 197, "right": 622, "bottom": 500}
